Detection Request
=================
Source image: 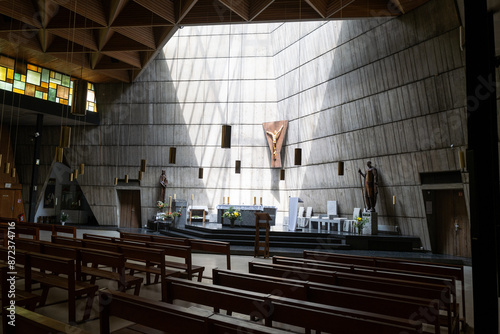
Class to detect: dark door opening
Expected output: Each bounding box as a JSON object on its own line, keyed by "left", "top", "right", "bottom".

{"left": 423, "top": 189, "right": 470, "bottom": 257}
{"left": 117, "top": 190, "right": 141, "bottom": 229}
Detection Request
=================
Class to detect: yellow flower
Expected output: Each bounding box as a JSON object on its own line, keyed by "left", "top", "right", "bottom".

{"left": 234, "top": 212, "right": 239, "bottom": 217}
{"left": 357, "top": 217, "right": 362, "bottom": 222}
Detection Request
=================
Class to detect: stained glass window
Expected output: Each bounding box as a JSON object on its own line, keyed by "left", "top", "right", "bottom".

{"left": 0, "top": 55, "right": 97, "bottom": 112}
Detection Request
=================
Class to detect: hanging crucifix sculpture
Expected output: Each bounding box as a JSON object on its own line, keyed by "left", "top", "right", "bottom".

{"left": 262, "top": 120, "right": 288, "bottom": 168}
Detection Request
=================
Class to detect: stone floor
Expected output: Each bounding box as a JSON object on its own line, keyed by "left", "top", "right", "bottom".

{"left": 4, "top": 228, "right": 475, "bottom": 333}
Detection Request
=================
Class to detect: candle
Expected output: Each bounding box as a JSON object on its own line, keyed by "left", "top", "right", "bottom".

{"left": 168, "top": 196, "right": 172, "bottom": 208}
{"left": 228, "top": 197, "right": 230, "bottom": 204}
{"left": 223, "top": 197, "right": 226, "bottom": 204}
{"left": 191, "top": 194, "right": 194, "bottom": 201}
{"left": 260, "top": 197, "right": 262, "bottom": 205}
{"left": 173, "top": 194, "right": 176, "bottom": 200}
{"left": 254, "top": 197, "right": 256, "bottom": 205}
{"left": 393, "top": 195, "right": 396, "bottom": 205}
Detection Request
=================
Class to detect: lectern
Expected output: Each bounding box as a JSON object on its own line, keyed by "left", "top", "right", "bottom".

{"left": 254, "top": 212, "right": 271, "bottom": 258}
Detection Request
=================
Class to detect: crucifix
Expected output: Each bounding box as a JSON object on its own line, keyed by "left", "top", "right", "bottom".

{"left": 262, "top": 120, "right": 288, "bottom": 168}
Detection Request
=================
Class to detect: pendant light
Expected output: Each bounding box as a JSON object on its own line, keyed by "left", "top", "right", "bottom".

{"left": 280, "top": 169, "right": 285, "bottom": 181}
{"left": 221, "top": 4, "right": 233, "bottom": 149}
{"left": 294, "top": 0, "right": 303, "bottom": 166}
{"left": 338, "top": 161, "right": 344, "bottom": 176}
{"left": 198, "top": 168, "right": 204, "bottom": 179}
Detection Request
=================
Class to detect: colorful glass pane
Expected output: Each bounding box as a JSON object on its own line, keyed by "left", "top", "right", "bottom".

{"left": 0, "top": 67, "right": 6, "bottom": 81}
{"left": 48, "top": 88, "right": 56, "bottom": 101}
{"left": 26, "top": 70, "right": 41, "bottom": 86}
{"left": 41, "top": 69, "right": 50, "bottom": 82}
{"left": 13, "top": 80, "right": 25, "bottom": 90}
{"left": 25, "top": 83, "right": 36, "bottom": 96}
{"left": 56, "top": 85, "right": 69, "bottom": 99}
{"left": 62, "top": 75, "right": 71, "bottom": 87}
{"left": 0, "top": 81, "right": 12, "bottom": 91}
{"left": 27, "top": 64, "right": 38, "bottom": 71}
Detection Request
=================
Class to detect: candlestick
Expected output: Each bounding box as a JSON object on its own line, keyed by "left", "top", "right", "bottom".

{"left": 260, "top": 197, "right": 262, "bottom": 205}
{"left": 191, "top": 194, "right": 194, "bottom": 201}
{"left": 168, "top": 196, "right": 172, "bottom": 209}
{"left": 254, "top": 197, "right": 256, "bottom": 205}
{"left": 174, "top": 194, "right": 176, "bottom": 200}
{"left": 223, "top": 197, "right": 225, "bottom": 204}
{"left": 228, "top": 197, "right": 230, "bottom": 204}
{"left": 393, "top": 195, "right": 396, "bottom": 205}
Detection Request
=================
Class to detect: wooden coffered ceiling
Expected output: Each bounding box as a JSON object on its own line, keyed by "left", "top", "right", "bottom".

{"left": 0, "top": 0, "right": 431, "bottom": 84}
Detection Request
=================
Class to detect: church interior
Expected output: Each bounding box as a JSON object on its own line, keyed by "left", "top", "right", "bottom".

{"left": 0, "top": 0, "right": 498, "bottom": 333}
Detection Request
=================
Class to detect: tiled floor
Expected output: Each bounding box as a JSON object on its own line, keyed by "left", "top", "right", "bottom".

{"left": 5, "top": 228, "right": 475, "bottom": 333}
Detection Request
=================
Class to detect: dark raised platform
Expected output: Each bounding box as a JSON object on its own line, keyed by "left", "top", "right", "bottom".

{"left": 156, "top": 222, "right": 422, "bottom": 255}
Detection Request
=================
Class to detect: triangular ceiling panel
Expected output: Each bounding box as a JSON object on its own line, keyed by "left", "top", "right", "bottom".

{"left": 0, "top": 0, "right": 431, "bottom": 83}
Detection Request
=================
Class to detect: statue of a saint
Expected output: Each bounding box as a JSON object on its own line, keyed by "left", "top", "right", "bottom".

{"left": 266, "top": 125, "right": 284, "bottom": 160}
{"left": 358, "top": 161, "right": 378, "bottom": 212}
{"left": 159, "top": 170, "right": 167, "bottom": 202}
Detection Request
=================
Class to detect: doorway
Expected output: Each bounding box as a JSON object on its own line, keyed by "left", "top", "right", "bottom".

{"left": 117, "top": 190, "right": 141, "bottom": 229}
{"left": 424, "top": 189, "right": 471, "bottom": 257}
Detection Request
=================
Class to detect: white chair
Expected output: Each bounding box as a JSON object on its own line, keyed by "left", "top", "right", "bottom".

{"left": 344, "top": 208, "right": 361, "bottom": 233}
{"left": 304, "top": 207, "right": 313, "bottom": 230}
{"left": 296, "top": 207, "right": 306, "bottom": 229}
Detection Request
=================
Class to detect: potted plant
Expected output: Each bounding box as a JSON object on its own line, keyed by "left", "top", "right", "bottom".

{"left": 353, "top": 216, "right": 368, "bottom": 235}
{"left": 60, "top": 211, "right": 69, "bottom": 225}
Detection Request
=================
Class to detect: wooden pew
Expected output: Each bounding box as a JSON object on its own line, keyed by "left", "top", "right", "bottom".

{"left": 164, "top": 276, "right": 423, "bottom": 333}
{"left": 5, "top": 306, "right": 91, "bottom": 334}
{"left": 79, "top": 248, "right": 143, "bottom": 296}
{"left": 304, "top": 249, "right": 467, "bottom": 327}
{"left": 99, "top": 289, "right": 290, "bottom": 334}
{"left": 213, "top": 268, "right": 442, "bottom": 334}
{"left": 82, "top": 233, "right": 205, "bottom": 281}
{"left": 119, "top": 231, "right": 232, "bottom": 270}
{"left": 272, "top": 256, "right": 457, "bottom": 295}
{"left": 3, "top": 249, "right": 98, "bottom": 323}
{"left": 16, "top": 221, "right": 77, "bottom": 238}
{"left": 249, "top": 261, "right": 458, "bottom": 334}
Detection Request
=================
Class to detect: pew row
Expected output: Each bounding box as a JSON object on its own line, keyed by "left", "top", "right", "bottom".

{"left": 0, "top": 247, "right": 98, "bottom": 323}
{"left": 249, "top": 261, "right": 459, "bottom": 334}
{"left": 81, "top": 233, "right": 205, "bottom": 281}
{"left": 162, "top": 276, "right": 423, "bottom": 333}
{"left": 99, "top": 288, "right": 292, "bottom": 334}
{"left": 4, "top": 307, "right": 91, "bottom": 334}
{"left": 303, "top": 249, "right": 467, "bottom": 328}
{"left": 119, "top": 231, "right": 232, "bottom": 270}
{"left": 213, "top": 268, "right": 443, "bottom": 334}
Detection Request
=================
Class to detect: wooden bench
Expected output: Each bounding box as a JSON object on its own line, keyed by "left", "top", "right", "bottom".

{"left": 249, "top": 261, "right": 458, "bottom": 334}
{"left": 79, "top": 248, "right": 143, "bottom": 296}
{"left": 213, "top": 268, "right": 442, "bottom": 334}
{"left": 16, "top": 221, "right": 77, "bottom": 238}
{"left": 99, "top": 288, "right": 291, "bottom": 334}
{"left": 9, "top": 250, "right": 98, "bottom": 323}
{"left": 5, "top": 306, "right": 91, "bottom": 334}
{"left": 164, "top": 276, "right": 423, "bottom": 333}
{"left": 83, "top": 234, "right": 205, "bottom": 281}
{"left": 119, "top": 231, "right": 232, "bottom": 270}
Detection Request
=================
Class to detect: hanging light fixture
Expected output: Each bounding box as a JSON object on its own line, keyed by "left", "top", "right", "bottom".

{"left": 55, "top": 147, "right": 64, "bottom": 163}
{"left": 138, "top": 170, "right": 143, "bottom": 181}
{"left": 235, "top": 160, "right": 241, "bottom": 174}
{"left": 141, "top": 159, "right": 147, "bottom": 172}
{"left": 79, "top": 163, "right": 85, "bottom": 175}
{"left": 294, "top": 0, "right": 303, "bottom": 167}
{"left": 294, "top": 148, "right": 302, "bottom": 166}
{"left": 125, "top": 174, "right": 129, "bottom": 183}
{"left": 280, "top": 169, "right": 285, "bottom": 181}
{"left": 198, "top": 168, "right": 204, "bottom": 179}
{"left": 221, "top": 5, "right": 233, "bottom": 149}
{"left": 169, "top": 147, "right": 177, "bottom": 164}
{"left": 338, "top": 161, "right": 344, "bottom": 175}
{"left": 60, "top": 125, "right": 71, "bottom": 148}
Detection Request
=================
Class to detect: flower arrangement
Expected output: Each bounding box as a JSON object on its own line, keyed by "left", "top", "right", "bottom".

{"left": 222, "top": 206, "right": 241, "bottom": 227}
{"left": 158, "top": 209, "right": 182, "bottom": 220}
{"left": 353, "top": 216, "right": 369, "bottom": 234}
{"left": 157, "top": 201, "right": 167, "bottom": 210}
{"left": 60, "top": 211, "right": 69, "bottom": 224}
{"left": 222, "top": 206, "right": 241, "bottom": 220}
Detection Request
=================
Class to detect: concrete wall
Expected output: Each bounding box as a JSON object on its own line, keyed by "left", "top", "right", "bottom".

{"left": 16, "top": 0, "right": 467, "bottom": 250}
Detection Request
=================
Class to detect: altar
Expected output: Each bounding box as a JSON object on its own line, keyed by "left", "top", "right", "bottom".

{"left": 216, "top": 204, "right": 277, "bottom": 227}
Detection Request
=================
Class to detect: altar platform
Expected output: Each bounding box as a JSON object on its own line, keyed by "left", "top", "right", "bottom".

{"left": 154, "top": 219, "right": 424, "bottom": 255}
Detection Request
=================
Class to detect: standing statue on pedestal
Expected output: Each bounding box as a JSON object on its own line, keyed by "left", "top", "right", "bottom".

{"left": 358, "top": 161, "right": 378, "bottom": 212}
{"left": 159, "top": 170, "right": 167, "bottom": 202}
